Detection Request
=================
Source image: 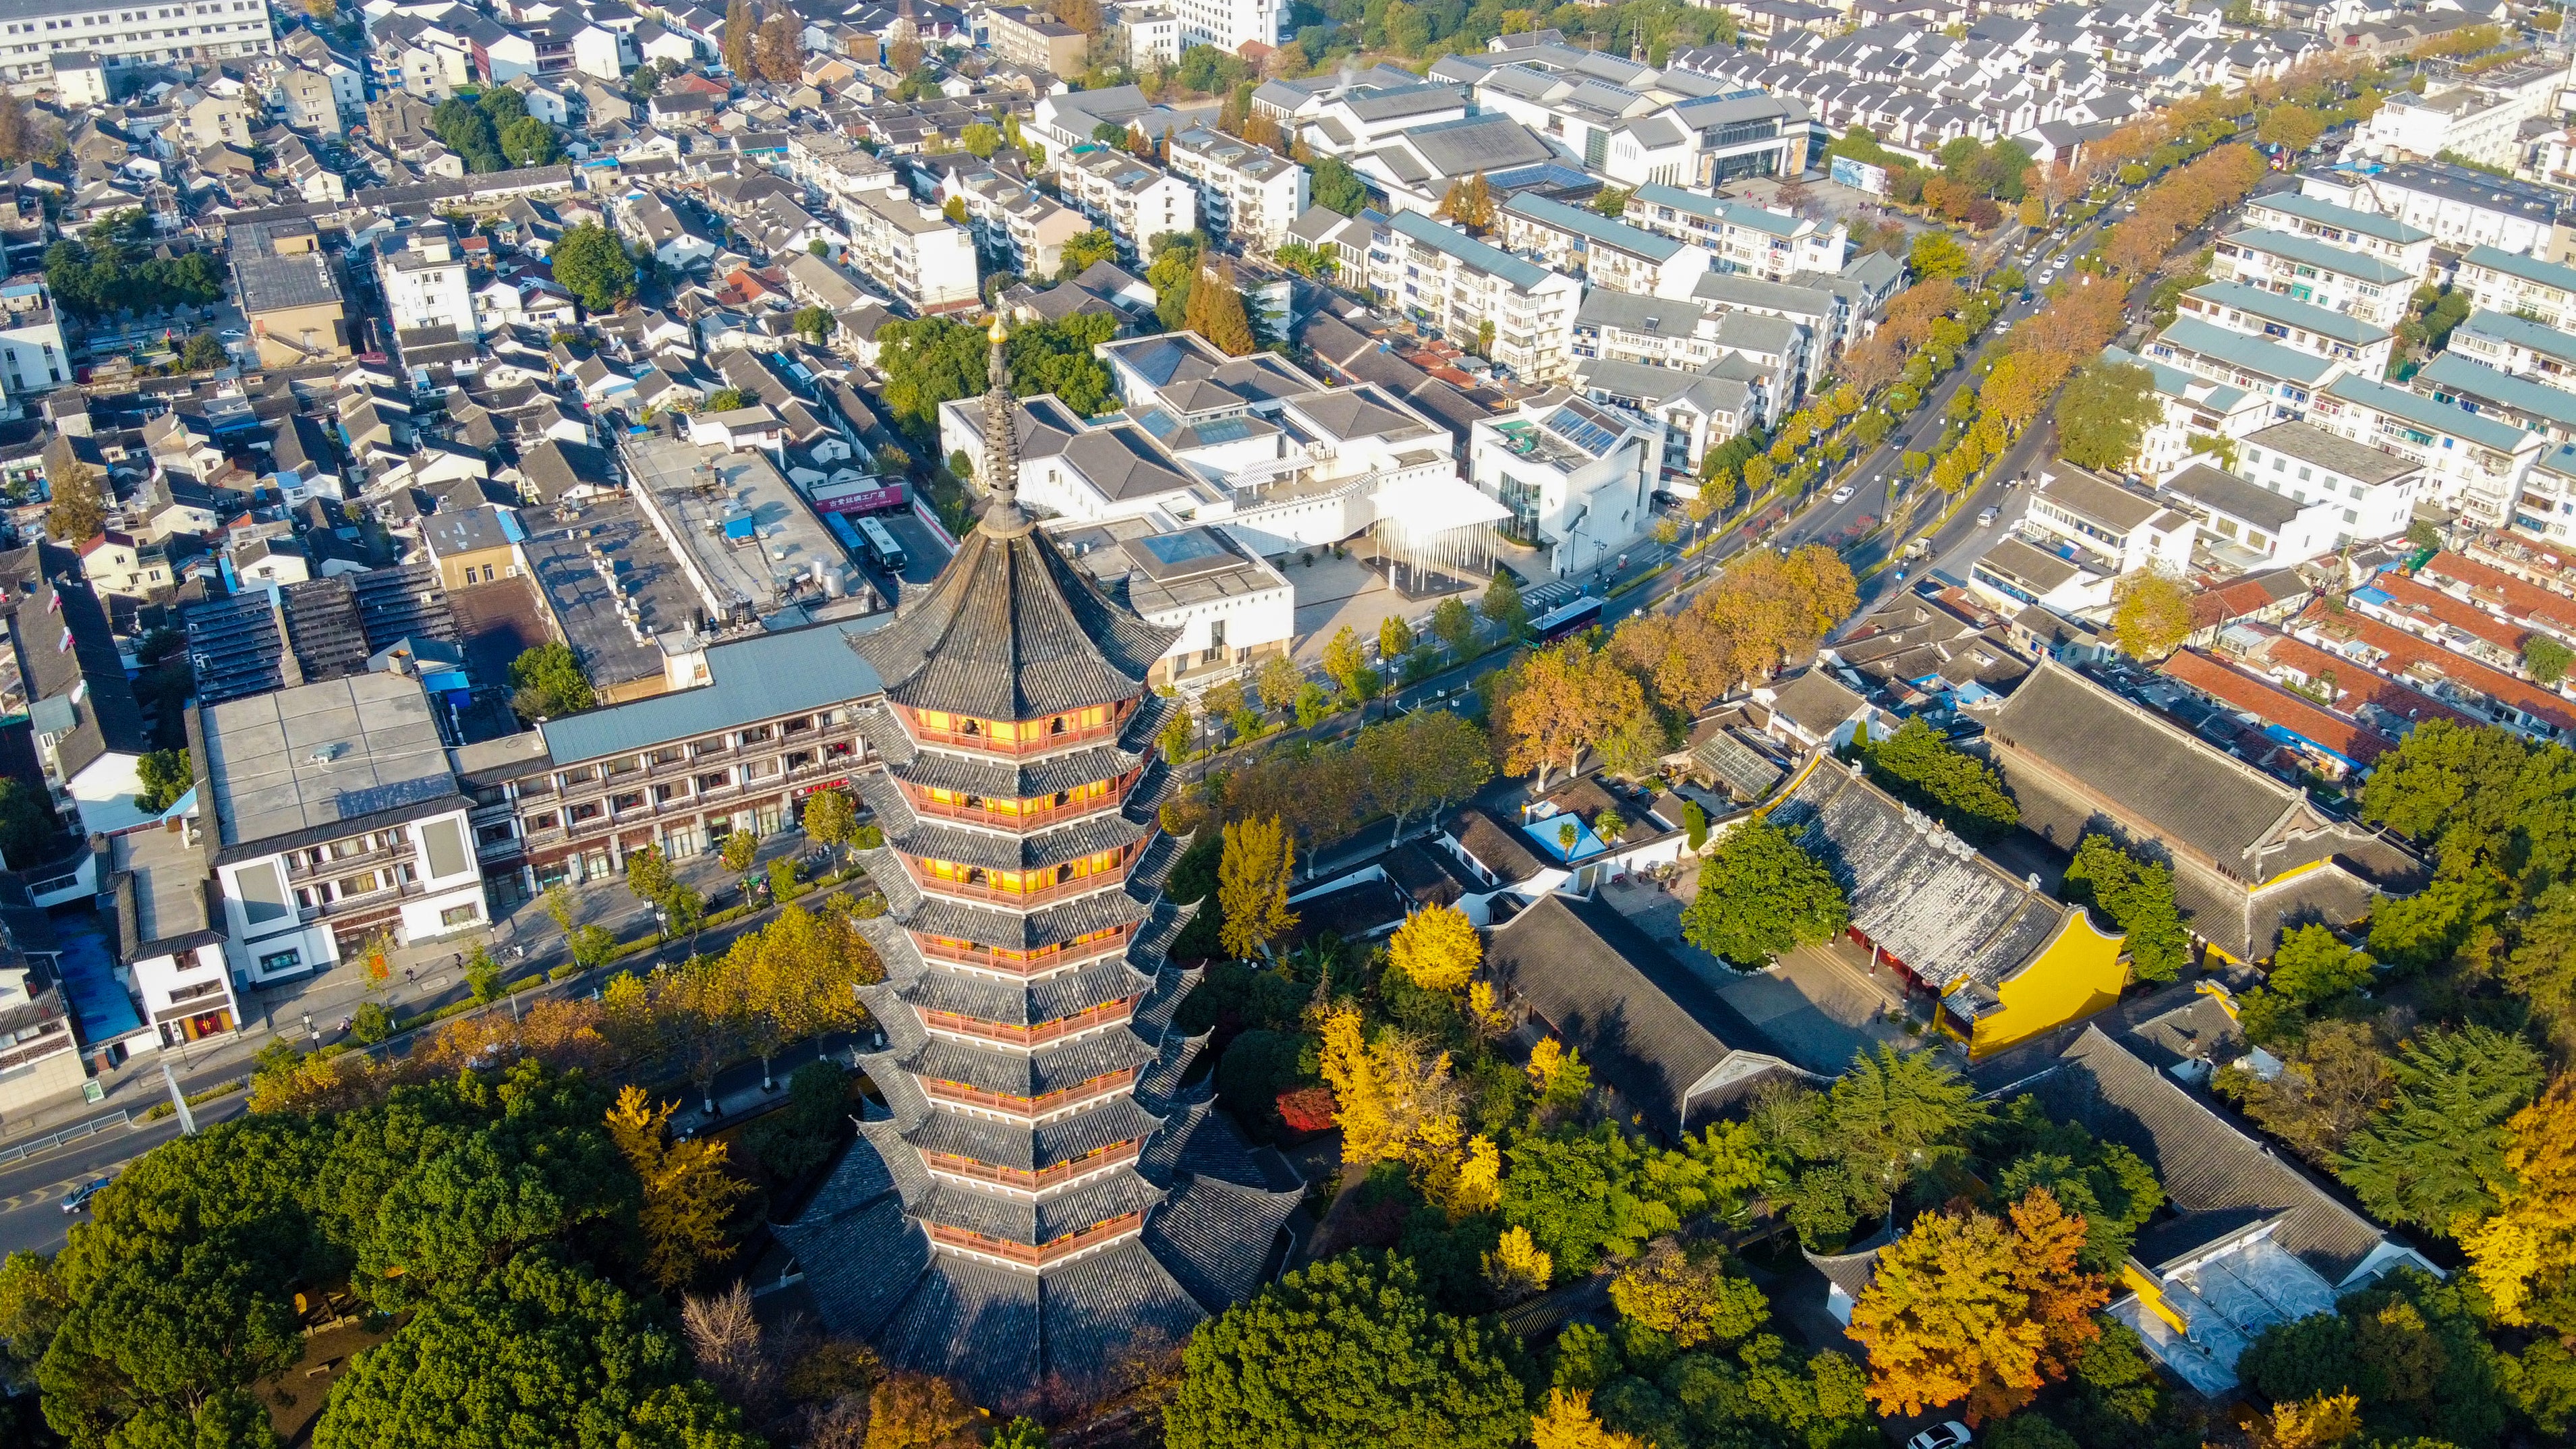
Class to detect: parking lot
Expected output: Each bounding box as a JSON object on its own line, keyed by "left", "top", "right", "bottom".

{"left": 847, "top": 506, "right": 954, "bottom": 606}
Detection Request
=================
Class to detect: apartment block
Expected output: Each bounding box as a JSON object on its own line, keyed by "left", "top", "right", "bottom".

{"left": 2210, "top": 227, "right": 2415, "bottom": 329}
{"left": 470, "top": 623, "right": 877, "bottom": 891}
{"left": 2239, "top": 190, "right": 2436, "bottom": 280}
{"left": 1057, "top": 142, "right": 1199, "bottom": 259}
{"left": 2101, "top": 345, "right": 2275, "bottom": 484}
{"left": 2352, "top": 59, "right": 2569, "bottom": 171}
{"left": 1497, "top": 192, "right": 1712, "bottom": 300}
{"left": 2305, "top": 163, "right": 2573, "bottom": 264}
{"left": 0, "top": 0, "right": 275, "bottom": 86}
{"left": 376, "top": 221, "right": 478, "bottom": 341}
{"left": 1164, "top": 125, "right": 1307, "bottom": 254}
{"left": 945, "top": 169, "right": 1089, "bottom": 279}
{"left": 1622, "top": 183, "right": 1843, "bottom": 283}
{"left": 838, "top": 183, "right": 981, "bottom": 315}
{"left": 2458, "top": 245, "right": 2576, "bottom": 329}
{"left": 981, "top": 5, "right": 1086, "bottom": 76}
{"left": 2232, "top": 419, "right": 2425, "bottom": 550}
{"left": 2452, "top": 309, "right": 2576, "bottom": 382}
{"left": 1368, "top": 208, "right": 1580, "bottom": 384}
{"left": 2308, "top": 372, "right": 2544, "bottom": 526}
{"left": 2173, "top": 280, "right": 2395, "bottom": 377}
{"left": 1170, "top": 0, "right": 1278, "bottom": 55}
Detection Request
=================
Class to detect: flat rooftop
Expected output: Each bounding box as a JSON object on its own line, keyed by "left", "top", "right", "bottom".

{"left": 1049, "top": 517, "right": 1288, "bottom": 614}
{"left": 517, "top": 493, "right": 692, "bottom": 691}
{"left": 113, "top": 821, "right": 212, "bottom": 953}
{"left": 625, "top": 436, "right": 851, "bottom": 623}
{"left": 201, "top": 673, "right": 456, "bottom": 849}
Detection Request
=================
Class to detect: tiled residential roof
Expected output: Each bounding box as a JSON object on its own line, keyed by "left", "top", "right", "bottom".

{"left": 2326, "top": 372, "right": 2534, "bottom": 453}
{"left": 2156, "top": 316, "right": 2341, "bottom": 386}
{"left": 2163, "top": 461, "right": 2301, "bottom": 534}
{"left": 2368, "top": 570, "right": 2531, "bottom": 654}
{"left": 1505, "top": 191, "right": 1685, "bottom": 261}
{"left": 2222, "top": 227, "right": 2413, "bottom": 286}
{"left": 2184, "top": 279, "right": 2391, "bottom": 346}
{"left": 2158, "top": 648, "right": 2395, "bottom": 766}
{"left": 2243, "top": 189, "right": 2429, "bottom": 246}
{"left": 2299, "top": 600, "right": 2576, "bottom": 733}
{"left": 2415, "top": 548, "right": 2576, "bottom": 633}
{"left": 1387, "top": 206, "right": 1551, "bottom": 290}
{"left": 540, "top": 620, "right": 887, "bottom": 765}
{"left": 2455, "top": 308, "right": 2576, "bottom": 368}
{"left": 2466, "top": 242, "right": 2576, "bottom": 295}
{"left": 2417, "top": 351, "right": 2576, "bottom": 434}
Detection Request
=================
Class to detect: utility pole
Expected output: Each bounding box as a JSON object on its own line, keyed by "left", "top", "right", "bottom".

{"left": 160, "top": 1058, "right": 194, "bottom": 1135}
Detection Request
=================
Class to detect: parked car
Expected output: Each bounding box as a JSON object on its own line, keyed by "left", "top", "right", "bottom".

{"left": 1908, "top": 1423, "right": 1973, "bottom": 1449}
{"left": 1976, "top": 506, "right": 1999, "bottom": 527}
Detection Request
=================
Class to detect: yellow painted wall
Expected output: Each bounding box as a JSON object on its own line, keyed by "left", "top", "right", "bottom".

{"left": 2120, "top": 1261, "right": 2189, "bottom": 1334}
{"left": 1968, "top": 909, "right": 2131, "bottom": 1058}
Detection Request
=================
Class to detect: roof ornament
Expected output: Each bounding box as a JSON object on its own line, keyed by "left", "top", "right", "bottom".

{"left": 979, "top": 311, "right": 1028, "bottom": 535}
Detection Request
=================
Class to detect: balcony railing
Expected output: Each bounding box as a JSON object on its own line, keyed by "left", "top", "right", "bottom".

{"left": 923, "top": 1068, "right": 1136, "bottom": 1118}
{"left": 913, "top": 926, "right": 1137, "bottom": 975}
{"left": 921, "top": 996, "right": 1138, "bottom": 1048}
{"left": 0, "top": 1025, "right": 73, "bottom": 1073}
{"left": 926, "top": 1211, "right": 1146, "bottom": 1266}
{"left": 898, "top": 710, "right": 1128, "bottom": 756}
{"left": 314, "top": 879, "right": 426, "bottom": 918}
{"left": 923, "top": 1138, "right": 1144, "bottom": 1193}
{"left": 287, "top": 839, "right": 410, "bottom": 880}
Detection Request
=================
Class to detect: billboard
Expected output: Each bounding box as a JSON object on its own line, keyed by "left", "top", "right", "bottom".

{"left": 1829, "top": 156, "right": 1889, "bottom": 196}
{"left": 807, "top": 478, "right": 909, "bottom": 515}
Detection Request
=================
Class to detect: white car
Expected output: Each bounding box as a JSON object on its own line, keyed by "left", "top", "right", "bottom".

{"left": 1976, "top": 506, "right": 1998, "bottom": 527}
{"left": 1831, "top": 486, "right": 1855, "bottom": 503}
{"left": 1908, "top": 1423, "right": 1973, "bottom": 1449}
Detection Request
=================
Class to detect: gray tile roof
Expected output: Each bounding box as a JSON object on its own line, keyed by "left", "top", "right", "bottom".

{"left": 538, "top": 619, "right": 888, "bottom": 765}
{"left": 1485, "top": 892, "right": 1796, "bottom": 1136}
{"left": 2016, "top": 1024, "right": 2416, "bottom": 1284}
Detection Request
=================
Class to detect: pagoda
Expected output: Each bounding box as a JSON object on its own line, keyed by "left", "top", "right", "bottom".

{"left": 774, "top": 316, "right": 1301, "bottom": 1408}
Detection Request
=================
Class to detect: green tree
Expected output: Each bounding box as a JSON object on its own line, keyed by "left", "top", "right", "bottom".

{"left": 2056, "top": 360, "right": 2162, "bottom": 472}
{"left": 2526, "top": 635, "right": 2573, "bottom": 686}
{"left": 500, "top": 115, "right": 559, "bottom": 167}
{"left": 134, "top": 747, "right": 190, "bottom": 813}
{"left": 2268, "top": 924, "right": 2374, "bottom": 1005}
{"left": 1680, "top": 820, "right": 1848, "bottom": 967}
{"left": 1502, "top": 1125, "right": 1685, "bottom": 1277}
{"left": 961, "top": 121, "right": 1001, "bottom": 158}
{"left": 801, "top": 787, "right": 859, "bottom": 860}
{"left": 0, "top": 777, "right": 59, "bottom": 868}
{"left": 1431, "top": 595, "right": 1477, "bottom": 657}
{"left": 1479, "top": 571, "right": 1529, "bottom": 637}
{"left": 1166, "top": 1252, "right": 1527, "bottom": 1449}
{"left": 1313, "top": 154, "right": 1369, "bottom": 215}
{"left": 791, "top": 305, "right": 833, "bottom": 345}
{"left": 1006, "top": 312, "right": 1118, "bottom": 416}
{"left": 551, "top": 222, "right": 637, "bottom": 314}
{"left": 703, "top": 387, "right": 746, "bottom": 414}
{"left": 2061, "top": 834, "right": 2187, "bottom": 983}
{"left": 0, "top": 1249, "right": 67, "bottom": 1379}
{"left": 875, "top": 316, "right": 990, "bottom": 441}
{"left": 179, "top": 331, "right": 227, "bottom": 370}
{"left": 44, "top": 437, "right": 104, "bottom": 543}
{"left": 1056, "top": 227, "right": 1118, "bottom": 279}
{"left": 1184, "top": 260, "right": 1257, "bottom": 356}
{"left": 1909, "top": 229, "right": 1970, "bottom": 281}
{"left": 509, "top": 642, "right": 595, "bottom": 720}
{"left": 2110, "top": 571, "right": 2195, "bottom": 660}
{"left": 312, "top": 1251, "right": 757, "bottom": 1449}
{"left": 1856, "top": 718, "right": 2019, "bottom": 843}
{"left": 2337, "top": 1024, "right": 2544, "bottom": 1234}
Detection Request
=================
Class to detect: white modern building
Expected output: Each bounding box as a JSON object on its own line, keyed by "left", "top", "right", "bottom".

{"left": 111, "top": 819, "right": 241, "bottom": 1049}
{"left": 2304, "top": 163, "right": 2572, "bottom": 263}
{"left": 1468, "top": 391, "right": 1659, "bottom": 577}
{"left": 2458, "top": 245, "right": 2576, "bottom": 330}
{"left": 2022, "top": 462, "right": 2197, "bottom": 575}
{"left": 0, "top": 0, "right": 275, "bottom": 87}
{"left": 2231, "top": 419, "right": 2425, "bottom": 550}
{"left": 1170, "top": 0, "right": 1277, "bottom": 54}
{"left": 1049, "top": 516, "right": 1295, "bottom": 689}
{"left": 2103, "top": 345, "right": 2277, "bottom": 484}
{"left": 198, "top": 673, "right": 492, "bottom": 986}
{"left": 376, "top": 221, "right": 478, "bottom": 341}
{"left": 2240, "top": 190, "right": 2436, "bottom": 281}
{"left": 838, "top": 183, "right": 981, "bottom": 315}
{"left": 2349, "top": 59, "right": 2569, "bottom": 172}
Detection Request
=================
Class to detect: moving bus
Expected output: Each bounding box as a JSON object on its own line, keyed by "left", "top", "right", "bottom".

{"left": 1532, "top": 595, "right": 1603, "bottom": 644}
{"left": 855, "top": 516, "right": 908, "bottom": 573}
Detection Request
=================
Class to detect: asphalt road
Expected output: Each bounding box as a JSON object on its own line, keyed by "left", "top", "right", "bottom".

{"left": 0, "top": 1087, "right": 252, "bottom": 1257}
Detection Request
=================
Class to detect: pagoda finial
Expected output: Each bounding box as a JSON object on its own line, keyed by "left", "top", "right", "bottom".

{"left": 979, "top": 310, "right": 1024, "bottom": 532}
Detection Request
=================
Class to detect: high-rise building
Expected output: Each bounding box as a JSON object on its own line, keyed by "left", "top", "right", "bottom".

{"left": 776, "top": 317, "right": 1301, "bottom": 1406}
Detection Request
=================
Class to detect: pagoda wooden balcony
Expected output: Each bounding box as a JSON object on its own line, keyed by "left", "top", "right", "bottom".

{"left": 923, "top": 1067, "right": 1137, "bottom": 1117}
{"left": 913, "top": 925, "right": 1137, "bottom": 976}
{"left": 926, "top": 1211, "right": 1145, "bottom": 1266}
{"left": 923, "top": 1138, "right": 1143, "bottom": 1192}
{"left": 894, "top": 704, "right": 1135, "bottom": 757}
{"left": 903, "top": 849, "right": 1143, "bottom": 908}
{"left": 902, "top": 776, "right": 1137, "bottom": 831}
{"left": 920, "top": 996, "right": 1137, "bottom": 1047}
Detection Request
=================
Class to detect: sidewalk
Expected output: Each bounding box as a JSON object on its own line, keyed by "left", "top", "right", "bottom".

{"left": 0, "top": 828, "right": 833, "bottom": 1145}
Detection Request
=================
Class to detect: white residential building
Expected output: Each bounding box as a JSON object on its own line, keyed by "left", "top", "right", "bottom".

{"left": 2458, "top": 245, "right": 2576, "bottom": 330}
{"left": 1497, "top": 193, "right": 1713, "bottom": 301}
{"left": 111, "top": 820, "right": 243, "bottom": 1048}
{"left": 0, "top": 0, "right": 275, "bottom": 87}
{"left": 2104, "top": 345, "right": 2276, "bottom": 484}
{"left": 1368, "top": 208, "right": 1581, "bottom": 384}
{"left": 0, "top": 279, "right": 68, "bottom": 411}
{"left": 2452, "top": 310, "right": 2576, "bottom": 383}
{"left": 2210, "top": 227, "right": 2415, "bottom": 329}
{"left": 2231, "top": 419, "right": 2425, "bottom": 549}
{"left": 200, "top": 674, "right": 492, "bottom": 986}
{"left": 1057, "top": 142, "right": 1199, "bottom": 260}
{"left": 1171, "top": 0, "right": 1278, "bottom": 53}
{"left": 2308, "top": 372, "right": 2546, "bottom": 526}
{"left": 2351, "top": 59, "right": 2569, "bottom": 171}
{"left": 2172, "top": 280, "right": 2395, "bottom": 378}
{"left": 1165, "top": 125, "right": 1307, "bottom": 254}
{"left": 2022, "top": 462, "right": 2198, "bottom": 575}
{"left": 376, "top": 222, "right": 478, "bottom": 340}
{"left": 1622, "top": 183, "right": 1845, "bottom": 283}
{"left": 837, "top": 183, "right": 981, "bottom": 314}
{"left": 1468, "top": 391, "right": 1659, "bottom": 577}
{"left": 2305, "top": 162, "right": 2573, "bottom": 263}
{"left": 2240, "top": 190, "right": 2436, "bottom": 281}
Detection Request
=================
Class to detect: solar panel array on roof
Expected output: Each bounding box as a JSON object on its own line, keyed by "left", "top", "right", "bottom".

{"left": 1543, "top": 404, "right": 1620, "bottom": 455}
{"left": 183, "top": 592, "right": 289, "bottom": 706}
{"left": 349, "top": 563, "right": 460, "bottom": 653}
{"left": 280, "top": 578, "right": 372, "bottom": 681}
